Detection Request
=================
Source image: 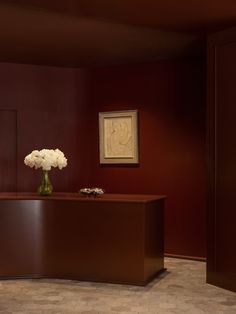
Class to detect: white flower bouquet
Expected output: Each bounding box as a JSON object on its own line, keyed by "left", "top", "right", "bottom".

{"left": 24, "top": 149, "right": 68, "bottom": 196}
{"left": 24, "top": 148, "right": 67, "bottom": 171}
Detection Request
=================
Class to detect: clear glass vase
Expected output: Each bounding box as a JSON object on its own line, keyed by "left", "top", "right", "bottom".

{"left": 38, "top": 170, "right": 53, "bottom": 196}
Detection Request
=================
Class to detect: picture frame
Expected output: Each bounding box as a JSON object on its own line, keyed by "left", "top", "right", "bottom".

{"left": 99, "top": 110, "right": 139, "bottom": 164}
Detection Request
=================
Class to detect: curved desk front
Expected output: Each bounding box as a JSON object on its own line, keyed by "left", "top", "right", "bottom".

{"left": 0, "top": 193, "right": 165, "bottom": 285}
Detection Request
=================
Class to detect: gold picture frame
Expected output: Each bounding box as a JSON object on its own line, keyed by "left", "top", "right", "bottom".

{"left": 99, "top": 110, "right": 139, "bottom": 164}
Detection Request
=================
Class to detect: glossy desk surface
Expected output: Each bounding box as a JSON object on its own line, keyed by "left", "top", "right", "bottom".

{"left": 0, "top": 192, "right": 166, "bottom": 203}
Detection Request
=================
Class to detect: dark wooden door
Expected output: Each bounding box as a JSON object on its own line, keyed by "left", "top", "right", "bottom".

{"left": 0, "top": 110, "right": 17, "bottom": 191}
{"left": 207, "top": 27, "right": 236, "bottom": 292}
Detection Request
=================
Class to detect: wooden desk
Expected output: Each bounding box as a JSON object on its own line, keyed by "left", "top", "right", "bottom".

{"left": 0, "top": 193, "right": 165, "bottom": 285}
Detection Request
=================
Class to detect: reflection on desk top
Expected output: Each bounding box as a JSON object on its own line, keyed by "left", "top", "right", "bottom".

{"left": 0, "top": 192, "right": 166, "bottom": 203}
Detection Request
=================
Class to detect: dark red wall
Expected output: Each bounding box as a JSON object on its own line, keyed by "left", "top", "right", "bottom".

{"left": 0, "top": 62, "right": 90, "bottom": 192}
{"left": 0, "top": 59, "right": 206, "bottom": 259}
{"left": 89, "top": 59, "right": 206, "bottom": 258}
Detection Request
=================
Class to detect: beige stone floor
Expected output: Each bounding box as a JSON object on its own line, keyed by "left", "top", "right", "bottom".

{"left": 0, "top": 258, "right": 235, "bottom": 314}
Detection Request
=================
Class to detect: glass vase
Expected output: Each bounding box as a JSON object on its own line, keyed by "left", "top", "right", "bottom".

{"left": 38, "top": 170, "right": 53, "bottom": 196}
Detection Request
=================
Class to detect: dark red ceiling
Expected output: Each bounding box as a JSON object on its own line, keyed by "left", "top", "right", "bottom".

{"left": 0, "top": 0, "right": 235, "bottom": 66}
{"left": 3, "top": 0, "right": 236, "bottom": 32}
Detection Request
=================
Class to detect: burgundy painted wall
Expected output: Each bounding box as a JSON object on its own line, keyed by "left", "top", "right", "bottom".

{"left": 89, "top": 59, "right": 206, "bottom": 258}
{"left": 0, "top": 62, "right": 90, "bottom": 192}
{"left": 0, "top": 59, "right": 206, "bottom": 258}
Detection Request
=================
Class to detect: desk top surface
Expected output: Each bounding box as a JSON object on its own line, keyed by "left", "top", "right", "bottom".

{"left": 0, "top": 192, "right": 166, "bottom": 203}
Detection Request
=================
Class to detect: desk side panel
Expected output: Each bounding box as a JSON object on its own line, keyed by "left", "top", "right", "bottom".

{"left": 0, "top": 200, "right": 43, "bottom": 277}
{"left": 144, "top": 199, "right": 165, "bottom": 281}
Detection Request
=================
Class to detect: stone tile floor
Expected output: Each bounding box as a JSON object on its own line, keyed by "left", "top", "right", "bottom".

{"left": 0, "top": 258, "right": 235, "bottom": 314}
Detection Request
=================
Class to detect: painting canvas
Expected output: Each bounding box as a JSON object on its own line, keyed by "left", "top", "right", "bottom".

{"left": 99, "top": 110, "right": 138, "bottom": 164}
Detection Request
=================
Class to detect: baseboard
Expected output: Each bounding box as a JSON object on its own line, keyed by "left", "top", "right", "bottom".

{"left": 164, "top": 253, "right": 206, "bottom": 262}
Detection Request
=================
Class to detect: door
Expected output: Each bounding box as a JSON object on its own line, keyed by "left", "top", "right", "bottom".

{"left": 207, "top": 27, "right": 236, "bottom": 292}
{"left": 0, "top": 110, "right": 17, "bottom": 191}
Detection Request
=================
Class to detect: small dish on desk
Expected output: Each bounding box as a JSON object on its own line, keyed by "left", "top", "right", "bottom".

{"left": 79, "top": 187, "right": 104, "bottom": 197}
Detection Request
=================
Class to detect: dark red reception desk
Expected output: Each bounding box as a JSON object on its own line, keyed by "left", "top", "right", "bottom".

{"left": 0, "top": 193, "right": 165, "bottom": 285}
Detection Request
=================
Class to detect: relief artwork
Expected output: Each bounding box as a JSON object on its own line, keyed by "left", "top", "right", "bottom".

{"left": 104, "top": 117, "right": 133, "bottom": 158}
{"left": 99, "top": 110, "right": 138, "bottom": 164}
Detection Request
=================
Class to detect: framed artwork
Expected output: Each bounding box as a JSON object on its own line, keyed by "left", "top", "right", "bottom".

{"left": 99, "top": 110, "right": 139, "bottom": 164}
